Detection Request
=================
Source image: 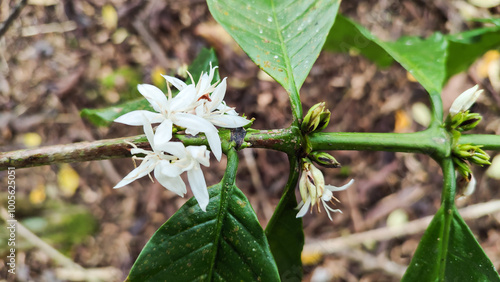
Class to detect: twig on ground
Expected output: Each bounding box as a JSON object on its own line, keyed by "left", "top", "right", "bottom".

{"left": 303, "top": 200, "right": 500, "bottom": 255}
{"left": 338, "top": 248, "right": 407, "bottom": 278}
{"left": 0, "top": 0, "right": 28, "bottom": 38}
{"left": 242, "top": 148, "right": 273, "bottom": 221}
{"left": 0, "top": 207, "right": 83, "bottom": 270}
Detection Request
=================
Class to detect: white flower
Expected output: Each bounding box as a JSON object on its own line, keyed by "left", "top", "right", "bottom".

{"left": 115, "top": 83, "right": 222, "bottom": 160}
{"left": 449, "top": 85, "right": 483, "bottom": 116}
{"left": 115, "top": 63, "right": 251, "bottom": 162}
{"left": 114, "top": 120, "right": 188, "bottom": 197}
{"left": 457, "top": 174, "right": 476, "bottom": 201}
{"left": 173, "top": 145, "right": 211, "bottom": 211}
{"left": 296, "top": 162, "right": 354, "bottom": 220}
{"left": 115, "top": 119, "right": 211, "bottom": 211}
{"left": 193, "top": 78, "right": 252, "bottom": 128}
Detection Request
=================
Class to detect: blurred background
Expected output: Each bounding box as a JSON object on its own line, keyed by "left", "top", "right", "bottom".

{"left": 1, "top": 0, "right": 500, "bottom": 281}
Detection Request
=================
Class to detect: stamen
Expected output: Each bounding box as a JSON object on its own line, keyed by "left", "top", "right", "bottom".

{"left": 307, "top": 174, "right": 315, "bottom": 186}
{"left": 167, "top": 81, "right": 173, "bottom": 100}
{"left": 197, "top": 93, "right": 212, "bottom": 102}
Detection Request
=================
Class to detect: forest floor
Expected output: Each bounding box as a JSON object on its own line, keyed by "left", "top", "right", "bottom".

{"left": 1, "top": 0, "right": 500, "bottom": 281}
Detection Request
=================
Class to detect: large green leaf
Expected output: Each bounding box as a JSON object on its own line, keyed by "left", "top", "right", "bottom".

{"left": 324, "top": 15, "right": 500, "bottom": 122}
{"left": 323, "top": 15, "right": 393, "bottom": 67}
{"left": 403, "top": 207, "right": 500, "bottom": 281}
{"left": 81, "top": 48, "right": 220, "bottom": 127}
{"left": 208, "top": 0, "right": 341, "bottom": 120}
{"left": 127, "top": 150, "right": 279, "bottom": 281}
{"left": 265, "top": 155, "right": 304, "bottom": 280}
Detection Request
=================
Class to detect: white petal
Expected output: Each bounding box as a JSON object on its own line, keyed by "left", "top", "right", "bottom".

{"left": 325, "top": 179, "right": 354, "bottom": 192}
{"left": 155, "top": 165, "right": 187, "bottom": 196}
{"left": 138, "top": 84, "right": 168, "bottom": 113}
{"left": 170, "top": 84, "right": 197, "bottom": 111}
{"left": 114, "top": 110, "right": 163, "bottom": 126}
{"left": 449, "top": 85, "right": 482, "bottom": 116}
{"left": 114, "top": 158, "right": 156, "bottom": 188}
{"left": 153, "top": 119, "right": 173, "bottom": 150}
{"left": 208, "top": 78, "right": 226, "bottom": 111}
{"left": 162, "top": 74, "right": 187, "bottom": 91}
{"left": 187, "top": 167, "right": 209, "bottom": 211}
{"left": 143, "top": 121, "right": 156, "bottom": 148}
{"left": 296, "top": 197, "right": 311, "bottom": 218}
{"left": 198, "top": 73, "right": 211, "bottom": 95}
{"left": 208, "top": 114, "right": 250, "bottom": 128}
{"left": 206, "top": 132, "right": 221, "bottom": 161}
{"left": 186, "top": 145, "right": 210, "bottom": 167}
{"left": 156, "top": 161, "right": 183, "bottom": 177}
{"left": 174, "top": 113, "right": 222, "bottom": 161}
{"left": 158, "top": 142, "right": 187, "bottom": 159}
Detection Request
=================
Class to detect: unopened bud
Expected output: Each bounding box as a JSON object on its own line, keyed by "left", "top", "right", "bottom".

{"left": 457, "top": 113, "right": 482, "bottom": 132}
{"left": 300, "top": 159, "right": 325, "bottom": 207}
{"left": 470, "top": 155, "right": 492, "bottom": 166}
{"left": 302, "top": 102, "right": 331, "bottom": 133}
{"left": 449, "top": 85, "right": 483, "bottom": 116}
{"left": 453, "top": 157, "right": 472, "bottom": 181}
{"left": 310, "top": 151, "right": 341, "bottom": 168}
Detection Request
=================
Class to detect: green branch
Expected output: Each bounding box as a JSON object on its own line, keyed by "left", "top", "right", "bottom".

{"left": 3, "top": 127, "right": 498, "bottom": 171}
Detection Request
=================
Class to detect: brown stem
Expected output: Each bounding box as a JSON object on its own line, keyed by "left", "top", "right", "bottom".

{"left": 0, "top": 135, "right": 149, "bottom": 170}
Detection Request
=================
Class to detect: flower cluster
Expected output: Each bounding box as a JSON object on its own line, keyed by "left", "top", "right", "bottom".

{"left": 114, "top": 64, "right": 251, "bottom": 211}
{"left": 296, "top": 160, "right": 354, "bottom": 220}
{"left": 446, "top": 85, "right": 491, "bottom": 183}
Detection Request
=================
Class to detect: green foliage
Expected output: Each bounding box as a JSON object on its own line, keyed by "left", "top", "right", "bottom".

{"left": 100, "top": 66, "right": 142, "bottom": 101}
{"left": 0, "top": 202, "right": 97, "bottom": 254}
{"left": 325, "top": 14, "right": 500, "bottom": 122}
{"left": 265, "top": 156, "right": 304, "bottom": 281}
{"left": 207, "top": 0, "right": 341, "bottom": 120}
{"left": 81, "top": 48, "right": 220, "bottom": 127}
{"left": 403, "top": 207, "right": 500, "bottom": 281}
{"left": 127, "top": 150, "right": 279, "bottom": 281}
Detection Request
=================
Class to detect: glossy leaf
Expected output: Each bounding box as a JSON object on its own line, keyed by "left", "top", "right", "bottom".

{"left": 265, "top": 155, "right": 304, "bottom": 280}
{"left": 127, "top": 150, "right": 279, "bottom": 281}
{"left": 81, "top": 48, "right": 219, "bottom": 126}
{"left": 208, "top": 0, "right": 341, "bottom": 120}
{"left": 324, "top": 15, "right": 500, "bottom": 122}
{"left": 403, "top": 207, "right": 500, "bottom": 281}
{"left": 324, "top": 15, "right": 393, "bottom": 67}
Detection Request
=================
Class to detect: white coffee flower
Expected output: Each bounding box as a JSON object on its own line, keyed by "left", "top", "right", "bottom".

{"left": 115, "top": 119, "right": 212, "bottom": 210}
{"left": 173, "top": 145, "right": 211, "bottom": 211}
{"left": 193, "top": 78, "right": 251, "bottom": 128}
{"left": 114, "top": 120, "right": 188, "bottom": 197}
{"left": 115, "top": 83, "right": 222, "bottom": 160}
{"left": 296, "top": 162, "right": 354, "bottom": 220}
{"left": 449, "top": 85, "right": 483, "bottom": 116}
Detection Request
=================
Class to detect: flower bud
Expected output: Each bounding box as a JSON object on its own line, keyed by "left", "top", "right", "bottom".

{"left": 453, "top": 157, "right": 472, "bottom": 181}
{"left": 299, "top": 160, "right": 325, "bottom": 208}
{"left": 449, "top": 85, "right": 483, "bottom": 116}
{"left": 302, "top": 102, "right": 331, "bottom": 133}
{"left": 470, "top": 155, "right": 492, "bottom": 166}
{"left": 457, "top": 113, "right": 482, "bottom": 132}
{"left": 310, "top": 151, "right": 341, "bottom": 168}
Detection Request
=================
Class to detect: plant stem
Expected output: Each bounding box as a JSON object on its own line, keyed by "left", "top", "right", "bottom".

{"left": 308, "top": 129, "right": 445, "bottom": 156}
{"left": 437, "top": 157, "right": 456, "bottom": 281}
{"left": 2, "top": 128, "right": 497, "bottom": 171}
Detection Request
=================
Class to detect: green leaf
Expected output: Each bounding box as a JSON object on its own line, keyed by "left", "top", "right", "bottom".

{"left": 81, "top": 98, "right": 153, "bottom": 127}
{"left": 207, "top": 0, "right": 341, "bottom": 120}
{"left": 324, "top": 15, "right": 393, "bottom": 67}
{"left": 324, "top": 15, "right": 500, "bottom": 123}
{"left": 127, "top": 150, "right": 279, "bottom": 281}
{"left": 403, "top": 207, "right": 500, "bottom": 282}
{"left": 81, "top": 48, "right": 220, "bottom": 127}
{"left": 265, "top": 155, "right": 304, "bottom": 281}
